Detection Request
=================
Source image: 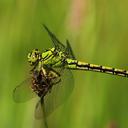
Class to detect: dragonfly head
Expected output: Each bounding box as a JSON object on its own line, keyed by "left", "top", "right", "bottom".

{"left": 27, "top": 49, "right": 41, "bottom": 66}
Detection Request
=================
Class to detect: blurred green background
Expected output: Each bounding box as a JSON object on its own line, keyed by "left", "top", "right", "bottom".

{"left": 1, "top": 0, "right": 128, "bottom": 128}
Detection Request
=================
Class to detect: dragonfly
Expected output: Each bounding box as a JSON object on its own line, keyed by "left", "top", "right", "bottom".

{"left": 13, "top": 25, "right": 128, "bottom": 121}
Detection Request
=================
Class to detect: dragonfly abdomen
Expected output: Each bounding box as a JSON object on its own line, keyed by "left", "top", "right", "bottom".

{"left": 66, "top": 59, "right": 128, "bottom": 77}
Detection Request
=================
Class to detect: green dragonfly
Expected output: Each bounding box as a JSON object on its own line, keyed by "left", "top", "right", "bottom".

{"left": 13, "top": 25, "right": 128, "bottom": 120}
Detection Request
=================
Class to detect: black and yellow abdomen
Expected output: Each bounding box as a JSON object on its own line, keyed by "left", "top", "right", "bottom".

{"left": 66, "top": 59, "right": 128, "bottom": 77}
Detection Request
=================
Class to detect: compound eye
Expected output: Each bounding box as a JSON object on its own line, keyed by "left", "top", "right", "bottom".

{"left": 28, "top": 53, "right": 32, "bottom": 58}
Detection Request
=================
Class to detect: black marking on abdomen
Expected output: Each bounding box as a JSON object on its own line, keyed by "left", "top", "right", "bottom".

{"left": 89, "top": 65, "right": 102, "bottom": 71}
{"left": 76, "top": 61, "right": 128, "bottom": 77}
{"left": 76, "top": 62, "right": 90, "bottom": 70}
{"left": 113, "top": 69, "right": 128, "bottom": 77}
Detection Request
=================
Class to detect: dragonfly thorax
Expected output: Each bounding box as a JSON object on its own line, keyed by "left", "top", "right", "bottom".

{"left": 42, "top": 47, "right": 66, "bottom": 67}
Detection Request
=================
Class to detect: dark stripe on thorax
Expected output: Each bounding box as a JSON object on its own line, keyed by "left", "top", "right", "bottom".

{"left": 43, "top": 52, "right": 54, "bottom": 61}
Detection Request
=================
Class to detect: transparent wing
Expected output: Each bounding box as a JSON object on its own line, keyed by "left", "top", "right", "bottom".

{"left": 13, "top": 78, "right": 36, "bottom": 102}
{"left": 65, "top": 40, "right": 76, "bottom": 59}
{"left": 34, "top": 99, "right": 49, "bottom": 128}
{"left": 35, "top": 69, "right": 74, "bottom": 118}
{"left": 44, "top": 69, "right": 74, "bottom": 116}
{"left": 35, "top": 99, "right": 44, "bottom": 119}
{"left": 43, "top": 25, "right": 76, "bottom": 60}
{"left": 43, "top": 24, "right": 66, "bottom": 51}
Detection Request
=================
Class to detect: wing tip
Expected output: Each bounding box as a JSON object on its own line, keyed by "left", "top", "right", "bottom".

{"left": 42, "top": 24, "right": 52, "bottom": 35}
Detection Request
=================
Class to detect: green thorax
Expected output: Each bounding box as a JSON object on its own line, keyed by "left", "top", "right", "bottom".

{"left": 27, "top": 48, "right": 68, "bottom": 71}
{"left": 41, "top": 48, "right": 66, "bottom": 67}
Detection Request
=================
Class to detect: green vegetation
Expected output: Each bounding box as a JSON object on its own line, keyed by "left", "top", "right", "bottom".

{"left": 0, "top": 0, "right": 128, "bottom": 128}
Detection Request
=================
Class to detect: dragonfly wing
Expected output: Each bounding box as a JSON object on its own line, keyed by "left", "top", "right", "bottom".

{"left": 43, "top": 25, "right": 76, "bottom": 60}
{"left": 13, "top": 78, "right": 36, "bottom": 102}
{"left": 34, "top": 99, "right": 49, "bottom": 128}
{"left": 43, "top": 69, "right": 74, "bottom": 117}
{"left": 43, "top": 25, "right": 66, "bottom": 51}
{"left": 35, "top": 98, "right": 44, "bottom": 119}
{"left": 65, "top": 40, "right": 76, "bottom": 59}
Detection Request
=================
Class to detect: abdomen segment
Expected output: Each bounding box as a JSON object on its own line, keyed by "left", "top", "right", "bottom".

{"left": 66, "top": 59, "right": 128, "bottom": 77}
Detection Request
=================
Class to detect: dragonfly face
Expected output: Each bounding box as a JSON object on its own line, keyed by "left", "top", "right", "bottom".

{"left": 27, "top": 49, "right": 41, "bottom": 66}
